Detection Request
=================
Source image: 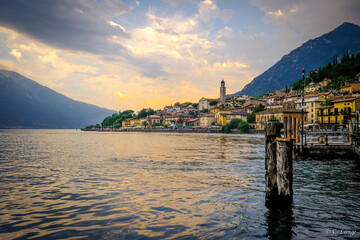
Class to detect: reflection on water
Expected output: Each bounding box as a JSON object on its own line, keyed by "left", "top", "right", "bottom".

{"left": 265, "top": 208, "right": 294, "bottom": 239}
{"left": 0, "top": 130, "right": 359, "bottom": 239}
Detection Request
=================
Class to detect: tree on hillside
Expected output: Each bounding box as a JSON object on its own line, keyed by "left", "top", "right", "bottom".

{"left": 101, "top": 110, "right": 134, "bottom": 128}
{"left": 291, "top": 53, "right": 360, "bottom": 91}
{"left": 137, "top": 108, "right": 155, "bottom": 119}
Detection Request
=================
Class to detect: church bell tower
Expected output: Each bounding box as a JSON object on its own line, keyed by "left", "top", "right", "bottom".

{"left": 220, "top": 79, "right": 226, "bottom": 105}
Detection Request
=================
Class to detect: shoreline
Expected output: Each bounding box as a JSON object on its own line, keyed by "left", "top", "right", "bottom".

{"left": 81, "top": 128, "right": 265, "bottom": 134}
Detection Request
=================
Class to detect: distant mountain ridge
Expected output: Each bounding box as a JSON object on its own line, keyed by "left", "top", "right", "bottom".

{"left": 0, "top": 69, "right": 115, "bottom": 128}
{"left": 235, "top": 22, "right": 360, "bottom": 96}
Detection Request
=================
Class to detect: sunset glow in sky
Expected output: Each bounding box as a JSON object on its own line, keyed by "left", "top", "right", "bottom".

{"left": 0, "top": 0, "right": 359, "bottom": 111}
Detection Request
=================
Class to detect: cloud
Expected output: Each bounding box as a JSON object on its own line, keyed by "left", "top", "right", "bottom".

{"left": 0, "top": 0, "right": 130, "bottom": 55}
{"left": 8, "top": 49, "right": 21, "bottom": 61}
{"left": 1, "top": 0, "right": 359, "bottom": 112}
{"left": 250, "top": 0, "right": 360, "bottom": 37}
{"left": 198, "top": 0, "right": 235, "bottom": 23}
{"left": 107, "top": 21, "right": 127, "bottom": 33}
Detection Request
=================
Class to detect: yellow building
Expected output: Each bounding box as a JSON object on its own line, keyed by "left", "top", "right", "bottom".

{"left": 130, "top": 119, "right": 141, "bottom": 127}
{"left": 123, "top": 118, "right": 132, "bottom": 127}
{"left": 340, "top": 82, "right": 360, "bottom": 94}
{"left": 317, "top": 97, "right": 360, "bottom": 129}
{"left": 210, "top": 108, "right": 219, "bottom": 114}
{"left": 215, "top": 109, "right": 231, "bottom": 125}
{"left": 163, "top": 116, "right": 179, "bottom": 126}
{"left": 294, "top": 94, "right": 327, "bottom": 125}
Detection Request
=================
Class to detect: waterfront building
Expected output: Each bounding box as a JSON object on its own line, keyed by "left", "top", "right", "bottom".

{"left": 294, "top": 93, "right": 327, "bottom": 126}
{"left": 255, "top": 108, "right": 308, "bottom": 131}
{"left": 317, "top": 97, "right": 360, "bottom": 130}
{"left": 130, "top": 119, "right": 141, "bottom": 127}
{"left": 220, "top": 79, "right": 226, "bottom": 105}
{"left": 148, "top": 115, "right": 161, "bottom": 125}
{"left": 183, "top": 118, "right": 200, "bottom": 127}
{"left": 200, "top": 114, "right": 215, "bottom": 127}
{"left": 123, "top": 118, "right": 132, "bottom": 127}
{"left": 163, "top": 115, "right": 179, "bottom": 126}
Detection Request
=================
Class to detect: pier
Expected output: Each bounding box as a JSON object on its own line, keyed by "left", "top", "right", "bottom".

{"left": 294, "top": 131, "right": 354, "bottom": 158}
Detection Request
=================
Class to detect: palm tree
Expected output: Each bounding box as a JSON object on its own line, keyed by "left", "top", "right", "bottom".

{"left": 147, "top": 116, "right": 152, "bottom": 129}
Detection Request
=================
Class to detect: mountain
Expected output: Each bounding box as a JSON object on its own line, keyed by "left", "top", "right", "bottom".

{"left": 0, "top": 69, "right": 115, "bottom": 128}
{"left": 236, "top": 22, "right": 360, "bottom": 96}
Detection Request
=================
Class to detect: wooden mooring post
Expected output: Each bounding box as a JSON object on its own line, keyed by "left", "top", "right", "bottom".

{"left": 265, "top": 122, "right": 293, "bottom": 208}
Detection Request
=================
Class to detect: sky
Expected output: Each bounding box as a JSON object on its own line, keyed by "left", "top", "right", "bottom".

{"left": 0, "top": 0, "right": 359, "bottom": 111}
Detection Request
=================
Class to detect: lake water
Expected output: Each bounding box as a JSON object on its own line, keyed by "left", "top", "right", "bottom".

{"left": 0, "top": 130, "right": 359, "bottom": 239}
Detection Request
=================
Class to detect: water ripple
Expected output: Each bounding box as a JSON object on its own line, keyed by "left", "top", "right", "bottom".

{"left": 0, "top": 130, "right": 359, "bottom": 239}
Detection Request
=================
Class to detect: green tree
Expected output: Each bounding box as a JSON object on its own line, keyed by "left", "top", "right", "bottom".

{"left": 222, "top": 124, "right": 231, "bottom": 133}
{"left": 228, "top": 119, "right": 243, "bottom": 129}
{"left": 247, "top": 104, "right": 265, "bottom": 123}
{"left": 237, "top": 121, "right": 250, "bottom": 133}
{"left": 247, "top": 113, "right": 255, "bottom": 123}
{"left": 209, "top": 100, "right": 218, "bottom": 106}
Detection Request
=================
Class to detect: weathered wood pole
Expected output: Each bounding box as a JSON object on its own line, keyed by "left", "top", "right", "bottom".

{"left": 265, "top": 122, "right": 281, "bottom": 204}
{"left": 276, "top": 139, "right": 293, "bottom": 206}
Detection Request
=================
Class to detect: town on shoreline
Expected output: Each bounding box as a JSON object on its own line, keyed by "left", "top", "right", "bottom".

{"left": 83, "top": 54, "right": 360, "bottom": 135}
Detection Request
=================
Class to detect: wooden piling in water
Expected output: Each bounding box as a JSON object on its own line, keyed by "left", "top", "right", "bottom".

{"left": 265, "top": 122, "right": 293, "bottom": 208}
{"left": 265, "top": 122, "right": 281, "bottom": 204}
{"left": 276, "top": 139, "right": 293, "bottom": 206}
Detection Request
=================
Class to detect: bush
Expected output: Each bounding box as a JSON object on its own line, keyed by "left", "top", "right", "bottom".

{"left": 237, "top": 121, "right": 250, "bottom": 133}
{"left": 222, "top": 124, "right": 231, "bottom": 133}
{"left": 228, "top": 119, "right": 243, "bottom": 129}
